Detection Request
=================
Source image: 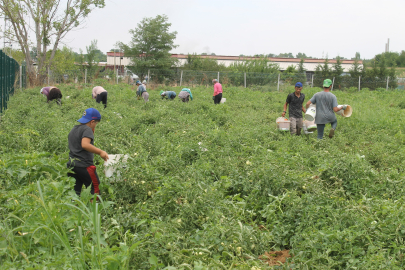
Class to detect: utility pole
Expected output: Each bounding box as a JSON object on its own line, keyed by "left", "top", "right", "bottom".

{"left": 113, "top": 49, "right": 116, "bottom": 74}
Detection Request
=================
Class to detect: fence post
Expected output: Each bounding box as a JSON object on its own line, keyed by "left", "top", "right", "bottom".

{"left": 180, "top": 70, "right": 183, "bottom": 86}
{"left": 116, "top": 68, "right": 118, "bottom": 84}
{"left": 217, "top": 72, "right": 219, "bottom": 83}
{"left": 386, "top": 77, "right": 389, "bottom": 90}
{"left": 311, "top": 74, "right": 314, "bottom": 88}
{"left": 277, "top": 73, "right": 280, "bottom": 91}
{"left": 147, "top": 69, "right": 150, "bottom": 84}
{"left": 85, "top": 69, "right": 87, "bottom": 84}
{"left": 358, "top": 76, "right": 361, "bottom": 91}
{"left": 331, "top": 77, "right": 335, "bottom": 91}
{"left": 244, "top": 72, "right": 246, "bottom": 88}
{"left": 48, "top": 68, "right": 50, "bottom": 85}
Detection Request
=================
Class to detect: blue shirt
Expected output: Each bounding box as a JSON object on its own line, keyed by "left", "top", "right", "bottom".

{"left": 136, "top": 85, "right": 147, "bottom": 97}
{"left": 165, "top": 91, "right": 176, "bottom": 99}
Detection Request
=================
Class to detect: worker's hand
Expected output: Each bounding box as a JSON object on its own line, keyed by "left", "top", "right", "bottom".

{"left": 282, "top": 112, "right": 286, "bottom": 117}
{"left": 100, "top": 151, "right": 109, "bottom": 161}
{"left": 342, "top": 105, "right": 347, "bottom": 110}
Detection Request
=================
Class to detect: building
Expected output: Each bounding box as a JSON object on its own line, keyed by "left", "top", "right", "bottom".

{"left": 106, "top": 52, "right": 362, "bottom": 74}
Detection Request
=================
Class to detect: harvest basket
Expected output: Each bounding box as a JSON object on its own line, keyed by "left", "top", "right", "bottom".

{"left": 276, "top": 117, "right": 290, "bottom": 131}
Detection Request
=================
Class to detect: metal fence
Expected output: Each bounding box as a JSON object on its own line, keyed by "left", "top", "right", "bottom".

{"left": 0, "top": 50, "right": 21, "bottom": 113}
{"left": 144, "top": 70, "right": 399, "bottom": 91}
{"left": 45, "top": 67, "right": 403, "bottom": 91}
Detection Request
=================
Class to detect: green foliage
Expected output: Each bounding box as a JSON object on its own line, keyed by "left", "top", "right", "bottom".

{"left": 297, "top": 58, "right": 306, "bottom": 73}
{"left": 332, "top": 56, "right": 344, "bottom": 89}
{"left": 122, "top": 15, "right": 178, "bottom": 81}
{"left": 182, "top": 54, "right": 227, "bottom": 71}
{"left": 0, "top": 0, "right": 105, "bottom": 84}
{"left": 2, "top": 85, "right": 405, "bottom": 268}
{"left": 228, "top": 57, "right": 279, "bottom": 73}
{"left": 48, "top": 47, "right": 78, "bottom": 80}
{"left": 3, "top": 47, "right": 26, "bottom": 64}
{"left": 349, "top": 56, "right": 362, "bottom": 78}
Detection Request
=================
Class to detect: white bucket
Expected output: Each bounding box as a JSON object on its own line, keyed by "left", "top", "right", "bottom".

{"left": 336, "top": 105, "right": 352, "bottom": 117}
{"left": 305, "top": 105, "right": 316, "bottom": 121}
{"left": 104, "top": 154, "right": 129, "bottom": 178}
{"left": 220, "top": 98, "right": 226, "bottom": 103}
{"left": 276, "top": 117, "right": 290, "bottom": 131}
{"left": 304, "top": 119, "right": 317, "bottom": 132}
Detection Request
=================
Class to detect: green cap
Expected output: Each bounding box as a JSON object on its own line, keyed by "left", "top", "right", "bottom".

{"left": 323, "top": 79, "right": 333, "bottom": 87}
{"left": 159, "top": 90, "right": 164, "bottom": 95}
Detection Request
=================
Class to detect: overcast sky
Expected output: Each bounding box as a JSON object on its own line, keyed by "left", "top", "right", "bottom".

{"left": 62, "top": 0, "right": 405, "bottom": 59}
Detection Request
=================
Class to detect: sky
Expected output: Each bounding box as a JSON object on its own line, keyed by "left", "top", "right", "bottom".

{"left": 60, "top": 0, "right": 405, "bottom": 59}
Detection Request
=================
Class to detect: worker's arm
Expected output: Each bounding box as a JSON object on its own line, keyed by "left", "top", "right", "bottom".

{"left": 302, "top": 105, "right": 306, "bottom": 113}
{"left": 306, "top": 100, "right": 312, "bottom": 109}
{"left": 81, "top": 137, "right": 109, "bottom": 161}
{"left": 282, "top": 102, "right": 288, "bottom": 117}
{"left": 333, "top": 106, "right": 345, "bottom": 112}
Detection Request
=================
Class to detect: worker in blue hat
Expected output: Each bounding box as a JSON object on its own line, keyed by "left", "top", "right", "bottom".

{"left": 282, "top": 82, "right": 307, "bottom": 135}
{"left": 67, "top": 108, "right": 109, "bottom": 196}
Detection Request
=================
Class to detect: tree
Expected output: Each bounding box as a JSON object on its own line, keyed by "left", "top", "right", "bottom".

{"left": 85, "top": 40, "right": 101, "bottom": 78}
{"left": 297, "top": 58, "right": 306, "bottom": 73}
{"left": 314, "top": 58, "right": 332, "bottom": 86}
{"left": 47, "top": 46, "right": 77, "bottom": 81}
{"left": 0, "top": 0, "right": 105, "bottom": 85}
{"left": 278, "top": 52, "right": 294, "bottom": 58}
{"left": 296, "top": 52, "right": 307, "bottom": 59}
{"left": 332, "top": 56, "right": 344, "bottom": 89}
{"left": 183, "top": 53, "right": 226, "bottom": 71}
{"left": 2, "top": 47, "right": 25, "bottom": 64}
{"left": 121, "top": 15, "right": 178, "bottom": 80}
{"left": 349, "top": 54, "right": 362, "bottom": 78}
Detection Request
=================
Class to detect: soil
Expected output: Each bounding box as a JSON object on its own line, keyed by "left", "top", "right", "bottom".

{"left": 259, "top": 250, "right": 291, "bottom": 266}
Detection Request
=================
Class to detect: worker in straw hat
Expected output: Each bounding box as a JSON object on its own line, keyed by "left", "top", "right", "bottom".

{"left": 282, "top": 82, "right": 306, "bottom": 135}
{"left": 306, "top": 79, "right": 346, "bottom": 139}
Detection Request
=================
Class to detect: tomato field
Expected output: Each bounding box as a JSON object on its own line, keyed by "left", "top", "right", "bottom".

{"left": 1, "top": 83, "right": 405, "bottom": 269}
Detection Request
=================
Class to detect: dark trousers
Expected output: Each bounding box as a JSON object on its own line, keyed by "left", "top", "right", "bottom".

{"left": 214, "top": 93, "right": 222, "bottom": 104}
{"left": 48, "top": 89, "right": 62, "bottom": 105}
{"left": 96, "top": 92, "right": 108, "bottom": 108}
{"left": 316, "top": 120, "right": 337, "bottom": 139}
{"left": 68, "top": 165, "right": 100, "bottom": 196}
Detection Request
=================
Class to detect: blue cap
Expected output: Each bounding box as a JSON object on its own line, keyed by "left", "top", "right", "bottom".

{"left": 77, "top": 108, "right": 101, "bottom": 123}
{"left": 136, "top": 80, "right": 141, "bottom": 85}
{"left": 295, "top": 82, "right": 303, "bottom": 87}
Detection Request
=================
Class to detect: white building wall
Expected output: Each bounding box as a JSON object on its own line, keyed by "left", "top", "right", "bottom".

{"left": 108, "top": 54, "right": 361, "bottom": 72}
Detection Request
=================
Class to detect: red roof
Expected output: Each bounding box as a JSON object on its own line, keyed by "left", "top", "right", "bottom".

{"left": 107, "top": 52, "right": 125, "bottom": 57}
{"left": 170, "top": 54, "right": 362, "bottom": 64}
{"left": 106, "top": 52, "right": 362, "bottom": 64}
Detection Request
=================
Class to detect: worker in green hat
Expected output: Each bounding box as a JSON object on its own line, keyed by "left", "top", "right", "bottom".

{"left": 305, "top": 79, "right": 345, "bottom": 139}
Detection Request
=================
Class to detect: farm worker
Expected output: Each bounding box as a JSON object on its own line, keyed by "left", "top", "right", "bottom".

{"left": 92, "top": 86, "right": 108, "bottom": 108}
{"left": 40, "top": 86, "right": 62, "bottom": 105}
{"left": 212, "top": 79, "right": 223, "bottom": 104}
{"left": 136, "top": 80, "right": 149, "bottom": 102}
{"left": 142, "top": 80, "right": 147, "bottom": 89}
{"left": 282, "top": 82, "right": 306, "bottom": 135}
{"left": 67, "top": 108, "right": 109, "bottom": 196}
{"left": 178, "top": 88, "right": 193, "bottom": 102}
{"left": 161, "top": 91, "right": 177, "bottom": 100}
{"left": 306, "top": 79, "right": 346, "bottom": 139}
